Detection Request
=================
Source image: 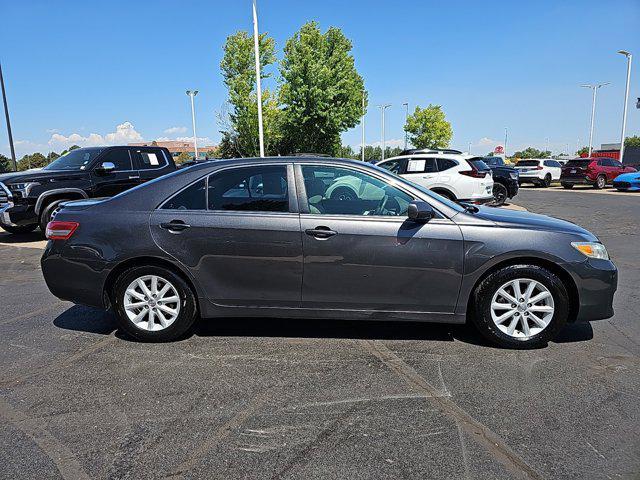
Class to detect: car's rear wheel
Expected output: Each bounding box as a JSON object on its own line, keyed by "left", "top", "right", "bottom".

{"left": 471, "top": 265, "right": 569, "bottom": 349}
{"left": 492, "top": 183, "right": 508, "bottom": 206}
{"left": 1, "top": 224, "right": 38, "bottom": 234}
{"left": 594, "top": 175, "right": 606, "bottom": 189}
{"left": 543, "top": 174, "right": 552, "bottom": 188}
{"left": 112, "top": 265, "right": 198, "bottom": 342}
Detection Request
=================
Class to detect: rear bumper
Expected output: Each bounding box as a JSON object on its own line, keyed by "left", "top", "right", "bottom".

{"left": 568, "top": 258, "right": 618, "bottom": 322}
{"left": 560, "top": 176, "right": 592, "bottom": 186}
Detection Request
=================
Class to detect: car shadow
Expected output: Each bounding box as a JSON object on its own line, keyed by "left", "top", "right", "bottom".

{"left": 0, "top": 230, "right": 46, "bottom": 244}
{"left": 52, "top": 304, "right": 594, "bottom": 348}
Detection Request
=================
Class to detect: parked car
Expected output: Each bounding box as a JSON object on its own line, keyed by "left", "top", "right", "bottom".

{"left": 377, "top": 152, "right": 494, "bottom": 203}
{"left": 0, "top": 146, "right": 176, "bottom": 234}
{"left": 482, "top": 156, "right": 519, "bottom": 206}
{"left": 560, "top": 158, "right": 637, "bottom": 189}
{"left": 612, "top": 172, "right": 640, "bottom": 191}
{"left": 514, "top": 159, "right": 562, "bottom": 187}
{"left": 42, "top": 157, "right": 617, "bottom": 349}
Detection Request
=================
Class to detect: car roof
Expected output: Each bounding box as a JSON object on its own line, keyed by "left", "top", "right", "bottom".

{"left": 184, "top": 156, "right": 370, "bottom": 172}
{"left": 378, "top": 153, "right": 473, "bottom": 163}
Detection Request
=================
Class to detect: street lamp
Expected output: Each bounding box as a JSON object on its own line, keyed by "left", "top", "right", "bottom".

{"left": 378, "top": 104, "right": 391, "bottom": 161}
{"left": 252, "top": 0, "right": 265, "bottom": 157}
{"left": 504, "top": 127, "right": 508, "bottom": 158}
{"left": 0, "top": 62, "right": 17, "bottom": 171}
{"left": 581, "top": 83, "right": 610, "bottom": 157}
{"left": 361, "top": 93, "right": 366, "bottom": 161}
{"left": 186, "top": 90, "right": 199, "bottom": 159}
{"left": 402, "top": 102, "right": 409, "bottom": 150}
{"left": 617, "top": 50, "right": 632, "bottom": 162}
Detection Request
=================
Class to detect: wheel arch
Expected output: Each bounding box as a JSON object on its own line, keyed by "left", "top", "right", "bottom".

{"left": 465, "top": 256, "right": 579, "bottom": 323}
{"left": 430, "top": 187, "right": 457, "bottom": 200}
{"left": 103, "top": 256, "right": 202, "bottom": 313}
{"left": 35, "top": 189, "right": 88, "bottom": 215}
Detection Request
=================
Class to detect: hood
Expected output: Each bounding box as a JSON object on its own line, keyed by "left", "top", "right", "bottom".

{"left": 0, "top": 169, "right": 85, "bottom": 185}
{"left": 615, "top": 172, "right": 640, "bottom": 181}
{"left": 468, "top": 206, "right": 597, "bottom": 239}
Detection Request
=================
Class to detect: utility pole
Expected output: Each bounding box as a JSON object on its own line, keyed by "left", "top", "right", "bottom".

{"left": 504, "top": 127, "right": 508, "bottom": 158}
{"left": 378, "top": 104, "right": 391, "bottom": 161}
{"left": 0, "top": 62, "right": 17, "bottom": 171}
{"left": 617, "top": 51, "right": 632, "bottom": 162}
{"left": 402, "top": 102, "right": 409, "bottom": 150}
{"left": 186, "top": 90, "right": 199, "bottom": 158}
{"left": 581, "top": 83, "right": 609, "bottom": 157}
{"left": 361, "top": 94, "right": 366, "bottom": 161}
{"left": 252, "top": 0, "right": 265, "bottom": 157}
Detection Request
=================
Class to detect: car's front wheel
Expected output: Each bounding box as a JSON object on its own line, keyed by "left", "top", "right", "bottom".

{"left": 112, "top": 265, "right": 198, "bottom": 342}
{"left": 472, "top": 265, "right": 569, "bottom": 349}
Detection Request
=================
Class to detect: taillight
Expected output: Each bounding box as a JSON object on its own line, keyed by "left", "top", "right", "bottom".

{"left": 460, "top": 170, "right": 487, "bottom": 178}
{"left": 46, "top": 221, "right": 79, "bottom": 240}
{"left": 535, "top": 166, "right": 543, "bottom": 170}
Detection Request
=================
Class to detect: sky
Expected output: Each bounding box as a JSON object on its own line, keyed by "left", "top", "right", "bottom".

{"left": 0, "top": 0, "right": 638, "bottom": 159}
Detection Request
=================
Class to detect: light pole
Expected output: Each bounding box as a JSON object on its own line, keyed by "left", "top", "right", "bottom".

{"left": 186, "top": 90, "right": 199, "bottom": 158}
{"left": 581, "top": 83, "right": 610, "bottom": 157}
{"left": 618, "top": 50, "right": 632, "bottom": 162}
{"left": 0, "top": 62, "right": 17, "bottom": 171}
{"left": 402, "top": 102, "right": 409, "bottom": 150}
{"left": 504, "top": 127, "right": 508, "bottom": 158}
{"left": 378, "top": 104, "right": 391, "bottom": 161}
{"left": 252, "top": 0, "right": 265, "bottom": 157}
{"left": 361, "top": 94, "right": 366, "bottom": 161}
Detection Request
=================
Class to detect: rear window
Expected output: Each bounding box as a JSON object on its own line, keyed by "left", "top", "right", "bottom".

{"left": 516, "top": 160, "right": 540, "bottom": 167}
{"left": 564, "top": 159, "right": 592, "bottom": 168}
{"left": 467, "top": 158, "right": 490, "bottom": 171}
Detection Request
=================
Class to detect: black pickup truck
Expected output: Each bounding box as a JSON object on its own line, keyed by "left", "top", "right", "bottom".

{"left": 0, "top": 145, "right": 176, "bottom": 235}
{"left": 482, "top": 156, "right": 519, "bottom": 206}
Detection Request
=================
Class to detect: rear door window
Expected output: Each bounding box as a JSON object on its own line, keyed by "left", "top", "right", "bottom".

{"left": 406, "top": 158, "right": 437, "bottom": 173}
{"left": 161, "top": 179, "right": 207, "bottom": 210}
{"left": 132, "top": 148, "right": 168, "bottom": 170}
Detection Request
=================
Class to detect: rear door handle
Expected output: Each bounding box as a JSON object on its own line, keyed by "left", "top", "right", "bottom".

{"left": 305, "top": 226, "right": 337, "bottom": 239}
{"left": 160, "top": 220, "right": 191, "bottom": 232}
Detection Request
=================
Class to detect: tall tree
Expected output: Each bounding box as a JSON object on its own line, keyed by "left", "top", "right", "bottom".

{"left": 17, "top": 152, "right": 47, "bottom": 171}
{"left": 220, "top": 31, "right": 281, "bottom": 157}
{"left": 512, "top": 147, "right": 551, "bottom": 159}
{"left": 404, "top": 105, "right": 452, "bottom": 149}
{"left": 279, "top": 22, "right": 366, "bottom": 156}
{"left": 0, "top": 153, "right": 11, "bottom": 173}
{"left": 625, "top": 135, "right": 640, "bottom": 148}
{"left": 576, "top": 146, "right": 589, "bottom": 156}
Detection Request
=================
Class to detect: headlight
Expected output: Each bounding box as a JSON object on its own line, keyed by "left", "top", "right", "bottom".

{"left": 571, "top": 242, "right": 609, "bottom": 260}
{"left": 8, "top": 182, "right": 40, "bottom": 196}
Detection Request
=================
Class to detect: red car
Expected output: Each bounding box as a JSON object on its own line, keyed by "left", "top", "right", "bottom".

{"left": 560, "top": 158, "right": 637, "bottom": 189}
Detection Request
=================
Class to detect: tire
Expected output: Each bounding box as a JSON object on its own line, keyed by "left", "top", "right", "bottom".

{"left": 39, "top": 199, "right": 68, "bottom": 233}
{"left": 492, "top": 183, "right": 508, "bottom": 206}
{"left": 594, "top": 175, "right": 606, "bottom": 190}
{"left": 561, "top": 183, "right": 574, "bottom": 189}
{"left": 471, "top": 264, "right": 569, "bottom": 349}
{"left": 1, "top": 224, "right": 38, "bottom": 234}
{"left": 542, "top": 174, "right": 552, "bottom": 188}
{"left": 112, "top": 265, "right": 198, "bottom": 342}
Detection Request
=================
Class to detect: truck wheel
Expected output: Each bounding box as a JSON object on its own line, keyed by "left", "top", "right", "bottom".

{"left": 39, "top": 200, "right": 67, "bottom": 233}
{"left": 1, "top": 224, "right": 38, "bottom": 235}
{"left": 492, "top": 183, "right": 508, "bottom": 206}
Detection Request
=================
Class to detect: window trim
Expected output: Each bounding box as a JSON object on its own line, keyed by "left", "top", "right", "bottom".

{"left": 294, "top": 162, "right": 444, "bottom": 219}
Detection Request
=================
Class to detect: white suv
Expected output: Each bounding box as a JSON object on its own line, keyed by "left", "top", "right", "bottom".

{"left": 514, "top": 159, "right": 562, "bottom": 188}
{"left": 377, "top": 151, "right": 494, "bottom": 203}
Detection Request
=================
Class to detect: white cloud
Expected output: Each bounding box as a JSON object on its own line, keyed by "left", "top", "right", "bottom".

{"left": 47, "top": 122, "right": 144, "bottom": 150}
{"left": 476, "top": 137, "right": 498, "bottom": 147}
{"left": 368, "top": 138, "right": 405, "bottom": 149}
{"left": 164, "top": 126, "right": 188, "bottom": 134}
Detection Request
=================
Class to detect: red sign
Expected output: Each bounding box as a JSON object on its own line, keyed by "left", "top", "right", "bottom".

{"left": 494, "top": 145, "right": 504, "bottom": 154}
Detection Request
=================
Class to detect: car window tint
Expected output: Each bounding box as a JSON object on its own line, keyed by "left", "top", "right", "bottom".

{"left": 437, "top": 158, "right": 457, "bottom": 171}
{"left": 98, "top": 148, "right": 133, "bottom": 171}
{"left": 162, "top": 178, "right": 207, "bottom": 210}
{"left": 208, "top": 165, "right": 289, "bottom": 212}
{"left": 134, "top": 149, "right": 166, "bottom": 170}
{"left": 467, "top": 158, "right": 490, "bottom": 171}
{"left": 516, "top": 160, "right": 540, "bottom": 167}
{"left": 301, "top": 165, "right": 413, "bottom": 216}
{"left": 378, "top": 159, "right": 404, "bottom": 174}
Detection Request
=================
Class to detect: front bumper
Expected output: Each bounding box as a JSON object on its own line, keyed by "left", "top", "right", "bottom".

{"left": 0, "top": 203, "right": 38, "bottom": 227}
{"left": 612, "top": 180, "right": 640, "bottom": 191}
{"left": 569, "top": 258, "right": 618, "bottom": 322}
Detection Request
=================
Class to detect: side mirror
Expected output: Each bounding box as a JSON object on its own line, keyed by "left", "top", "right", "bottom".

{"left": 96, "top": 162, "right": 116, "bottom": 174}
{"left": 407, "top": 200, "right": 435, "bottom": 223}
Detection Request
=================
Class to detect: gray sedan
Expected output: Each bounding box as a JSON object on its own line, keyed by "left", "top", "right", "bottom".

{"left": 41, "top": 157, "right": 617, "bottom": 349}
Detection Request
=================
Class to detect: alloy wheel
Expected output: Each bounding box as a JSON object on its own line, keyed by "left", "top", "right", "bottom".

{"left": 123, "top": 275, "right": 181, "bottom": 331}
{"left": 490, "top": 278, "right": 555, "bottom": 339}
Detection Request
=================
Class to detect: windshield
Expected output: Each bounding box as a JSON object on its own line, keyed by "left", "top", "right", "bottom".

{"left": 368, "top": 162, "right": 466, "bottom": 213}
{"left": 43, "top": 148, "right": 104, "bottom": 171}
{"left": 516, "top": 160, "right": 540, "bottom": 167}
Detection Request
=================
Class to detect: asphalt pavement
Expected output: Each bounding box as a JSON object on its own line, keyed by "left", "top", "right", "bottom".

{"left": 0, "top": 188, "right": 638, "bottom": 479}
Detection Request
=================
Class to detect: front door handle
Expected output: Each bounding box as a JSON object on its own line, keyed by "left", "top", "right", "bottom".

{"left": 160, "top": 220, "right": 191, "bottom": 232}
{"left": 305, "top": 226, "right": 337, "bottom": 239}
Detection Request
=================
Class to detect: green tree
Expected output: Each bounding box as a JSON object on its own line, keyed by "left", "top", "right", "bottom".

{"left": 625, "top": 135, "right": 640, "bottom": 148}
{"left": 512, "top": 147, "right": 551, "bottom": 159}
{"left": 576, "top": 146, "right": 589, "bottom": 156}
{"left": 0, "top": 153, "right": 12, "bottom": 173}
{"left": 404, "top": 105, "right": 453, "bottom": 149}
{"left": 220, "top": 31, "right": 282, "bottom": 157}
{"left": 17, "top": 152, "right": 48, "bottom": 171}
{"left": 60, "top": 145, "right": 81, "bottom": 156}
{"left": 279, "top": 22, "right": 366, "bottom": 156}
{"left": 175, "top": 152, "right": 191, "bottom": 164}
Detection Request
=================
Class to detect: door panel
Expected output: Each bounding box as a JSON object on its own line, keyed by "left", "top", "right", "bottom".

{"left": 150, "top": 211, "right": 303, "bottom": 307}
{"left": 90, "top": 147, "right": 139, "bottom": 196}
{"left": 300, "top": 216, "right": 464, "bottom": 312}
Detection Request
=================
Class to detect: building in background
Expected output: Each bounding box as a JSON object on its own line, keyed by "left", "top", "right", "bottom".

{"left": 581, "top": 142, "right": 640, "bottom": 167}
{"left": 128, "top": 140, "right": 218, "bottom": 158}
